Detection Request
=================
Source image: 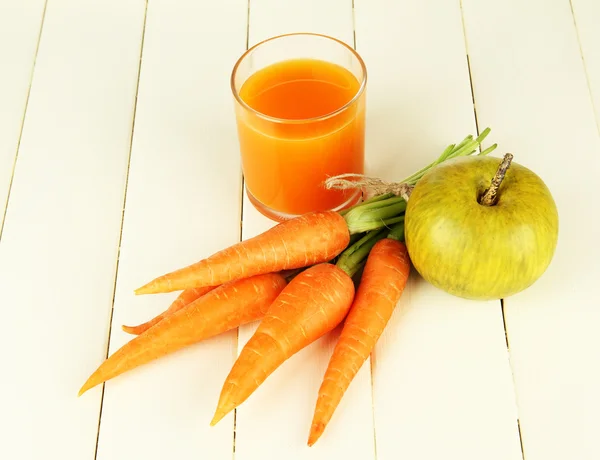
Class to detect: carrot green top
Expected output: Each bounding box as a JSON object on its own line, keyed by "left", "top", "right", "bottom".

{"left": 334, "top": 221, "right": 405, "bottom": 279}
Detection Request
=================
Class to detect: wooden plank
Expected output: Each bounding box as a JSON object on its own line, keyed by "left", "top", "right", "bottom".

{"left": 94, "top": 1, "right": 248, "bottom": 459}
{"left": 235, "top": 1, "right": 377, "bottom": 459}
{"left": 0, "top": 1, "right": 145, "bottom": 459}
{"left": 571, "top": 0, "right": 600, "bottom": 132}
{"left": 353, "top": 1, "right": 524, "bottom": 460}
{"left": 461, "top": 0, "right": 600, "bottom": 459}
{"left": 0, "top": 0, "right": 46, "bottom": 226}
{"left": 248, "top": 0, "right": 353, "bottom": 44}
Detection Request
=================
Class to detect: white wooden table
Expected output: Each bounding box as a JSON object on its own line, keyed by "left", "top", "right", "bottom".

{"left": 1, "top": 1, "right": 599, "bottom": 459}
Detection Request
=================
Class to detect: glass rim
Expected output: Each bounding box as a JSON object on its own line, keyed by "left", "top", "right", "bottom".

{"left": 230, "top": 32, "right": 367, "bottom": 125}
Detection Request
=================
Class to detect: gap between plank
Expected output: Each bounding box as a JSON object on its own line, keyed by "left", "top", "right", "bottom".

{"left": 233, "top": 173, "right": 242, "bottom": 460}
{"left": 458, "top": 0, "right": 480, "bottom": 140}
{"left": 233, "top": 1, "right": 252, "bottom": 457}
{"left": 93, "top": 3, "right": 149, "bottom": 459}
{"left": 465, "top": 55, "right": 480, "bottom": 139}
{"left": 351, "top": 0, "right": 357, "bottom": 50}
{"left": 501, "top": 301, "right": 527, "bottom": 459}
{"left": 351, "top": 2, "right": 377, "bottom": 458}
{"left": 458, "top": 2, "right": 525, "bottom": 459}
{"left": 568, "top": 0, "right": 600, "bottom": 137}
{"left": 368, "top": 356, "right": 379, "bottom": 460}
{"left": 0, "top": 0, "right": 49, "bottom": 242}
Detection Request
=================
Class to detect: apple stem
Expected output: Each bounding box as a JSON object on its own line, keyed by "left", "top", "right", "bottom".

{"left": 479, "top": 153, "right": 514, "bottom": 206}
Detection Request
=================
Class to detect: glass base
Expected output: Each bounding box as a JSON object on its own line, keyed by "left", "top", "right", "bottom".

{"left": 245, "top": 187, "right": 362, "bottom": 223}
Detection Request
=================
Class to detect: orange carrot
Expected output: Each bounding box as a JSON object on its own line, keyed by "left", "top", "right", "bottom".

{"left": 308, "top": 238, "right": 410, "bottom": 446}
{"left": 78, "top": 273, "right": 287, "bottom": 396}
{"left": 121, "top": 286, "right": 217, "bottom": 335}
{"left": 135, "top": 211, "right": 350, "bottom": 295}
{"left": 210, "top": 263, "right": 355, "bottom": 426}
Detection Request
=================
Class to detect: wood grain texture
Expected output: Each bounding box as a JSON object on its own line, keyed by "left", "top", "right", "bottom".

{"left": 571, "top": 0, "right": 600, "bottom": 133}
{"left": 461, "top": 0, "right": 600, "bottom": 459}
{"left": 235, "top": 1, "right": 377, "bottom": 459}
{"left": 354, "top": 1, "right": 523, "bottom": 459}
{"left": 248, "top": 0, "right": 353, "bottom": 44}
{"left": 0, "top": 0, "right": 46, "bottom": 228}
{"left": 2, "top": 1, "right": 596, "bottom": 459}
{"left": 94, "top": 1, "right": 248, "bottom": 459}
{"left": 0, "top": 1, "right": 145, "bottom": 459}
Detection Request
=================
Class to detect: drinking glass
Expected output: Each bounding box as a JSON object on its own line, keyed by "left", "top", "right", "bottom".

{"left": 231, "top": 33, "right": 367, "bottom": 221}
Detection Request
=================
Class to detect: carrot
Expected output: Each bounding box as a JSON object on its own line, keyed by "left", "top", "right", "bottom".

{"left": 78, "top": 273, "right": 287, "bottom": 396}
{"left": 134, "top": 211, "right": 350, "bottom": 295}
{"left": 307, "top": 238, "right": 410, "bottom": 446}
{"left": 210, "top": 263, "right": 355, "bottom": 426}
{"left": 135, "top": 130, "right": 495, "bottom": 297}
{"left": 121, "top": 286, "right": 217, "bottom": 335}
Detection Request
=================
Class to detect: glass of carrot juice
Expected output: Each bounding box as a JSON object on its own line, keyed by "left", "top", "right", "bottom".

{"left": 231, "top": 33, "right": 367, "bottom": 221}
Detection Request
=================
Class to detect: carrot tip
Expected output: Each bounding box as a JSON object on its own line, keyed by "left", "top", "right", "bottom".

{"left": 134, "top": 279, "right": 163, "bottom": 295}
{"left": 121, "top": 325, "right": 139, "bottom": 335}
{"left": 210, "top": 410, "right": 227, "bottom": 426}
{"left": 308, "top": 422, "right": 325, "bottom": 447}
{"left": 134, "top": 277, "right": 178, "bottom": 295}
{"left": 78, "top": 382, "right": 92, "bottom": 397}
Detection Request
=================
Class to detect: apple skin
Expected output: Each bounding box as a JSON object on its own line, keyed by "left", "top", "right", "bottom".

{"left": 404, "top": 155, "right": 559, "bottom": 300}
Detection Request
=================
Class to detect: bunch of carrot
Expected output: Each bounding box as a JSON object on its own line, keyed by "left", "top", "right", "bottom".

{"left": 78, "top": 129, "right": 494, "bottom": 445}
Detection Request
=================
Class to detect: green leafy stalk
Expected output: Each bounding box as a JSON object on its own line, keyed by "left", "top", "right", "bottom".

{"left": 479, "top": 143, "right": 498, "bottom": 156}
{"left": 336, "top": 228, "right": 388, "bottom": 278}
{"left": 339, "top": 128, "right": 497, "bottom": 234}
{"left": 344, "top": 198, "right": 406, "bottom": 234}
{"left": 338, "top": 192, "right": 395, "bottom": 217}
{"left": 336, "top": 219, "right": 407, "bottom": 280}
{"left": 386, "top": 221, "right": 405, "bottom": 242}
{"left": 400, "top": 128, "right": 495, "bottom": 185}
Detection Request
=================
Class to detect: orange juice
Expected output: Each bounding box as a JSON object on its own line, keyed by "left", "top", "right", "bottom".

{"left": 234, "top": 57, "right": 366, "bottom": 218}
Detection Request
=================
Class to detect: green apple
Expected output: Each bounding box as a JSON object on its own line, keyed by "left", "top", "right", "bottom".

{"left": 403, "top": 153, "right": 559, "bottom": 300}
